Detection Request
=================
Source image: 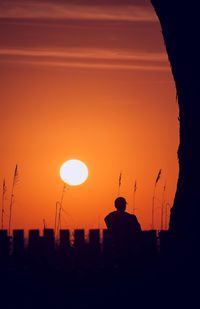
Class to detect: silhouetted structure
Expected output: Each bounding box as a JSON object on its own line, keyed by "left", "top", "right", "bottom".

{"left": 43, "top": 228, "right": 55, "bottom": 253}
{"left": 0, "top": 230, "right": 10, "bottom": 261}
{"left": 13, "top": 229, "right": 24, "bottom": 256}
{"left": 74, "top": 229, "right": 85, "bottom": 248}
{"left": 89, "top": 229, "right": 100, "bottom": 248}
{"left": 151, "top": 0, "right": 200, "bottom": 253}
{"left": 102, "top": 229, "right": 113, "bottom": 267}
{"left": 0, "top": 227, "right": 171, "bottom": 309}
{"left": 28, "top": 229, "right": 40, "bottom": 252}
{"left": 59, "top": 229, "right": 70, "bottom": 249}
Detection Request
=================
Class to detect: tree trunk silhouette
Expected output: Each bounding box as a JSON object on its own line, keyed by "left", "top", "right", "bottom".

{"left": 151, "top": 0, "right": 200, "bottom": 250}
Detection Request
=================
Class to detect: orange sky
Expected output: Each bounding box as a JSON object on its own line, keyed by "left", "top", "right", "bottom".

{"left": 0, "top": 0, "right": 178, "bottom": 234}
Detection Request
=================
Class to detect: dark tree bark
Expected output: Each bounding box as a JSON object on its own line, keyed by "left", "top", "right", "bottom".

{"left": 151, "top": 1, "right": 200, "bottom": 250}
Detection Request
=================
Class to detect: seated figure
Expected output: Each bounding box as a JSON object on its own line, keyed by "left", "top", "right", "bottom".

{"left": 104, "top": 197, "right": 141, "bottom": 265}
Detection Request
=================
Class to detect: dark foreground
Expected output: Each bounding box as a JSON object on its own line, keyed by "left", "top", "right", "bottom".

{"left": 0, "top": 229, "right": 198, "bottom": 309}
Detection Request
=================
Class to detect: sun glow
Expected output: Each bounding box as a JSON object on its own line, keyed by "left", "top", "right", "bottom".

{"left": 60, "top": 160, "right": 88, "bottom": 186}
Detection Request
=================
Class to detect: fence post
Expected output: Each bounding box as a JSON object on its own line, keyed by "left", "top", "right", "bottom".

{"left": 28, "top": 229, "right": 40, "bottom": 253}
{"left": 43, "top": 229, "right": 55, "bottom": 252}
{"left": 13, "top": 230, "right": 24, "bottom": 258}
{"left": 0, "top": 230, "right": 10, "bottom": 260}
{"left": 74, "top": 229, "right": 85, "bottom": 248}
{"left": 73, "top": 229, "right": 85, "bottom": 268}
{"left": 102, "top": 229, "right": 112, "bottom": 253}
{"left": 59, "top": 229, "right": 70, "bottom": 249}
{"left": 89, "top": 229, "right": 100, "bottom": 247}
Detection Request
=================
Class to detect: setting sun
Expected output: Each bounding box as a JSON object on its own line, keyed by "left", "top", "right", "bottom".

{"left": 60, "top": 160, "right": 88, "bottom": 186}
{"left": 0, "top": 0, "right": 178, "bottom": 232}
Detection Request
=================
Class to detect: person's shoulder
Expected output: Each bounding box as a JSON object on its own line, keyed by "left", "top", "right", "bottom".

{"left": 125, "top": 212, "right": 139, "bottom": 223}
{"left": 104, "top": 211, "right": 118, "bottom": 226}
{"left": 124, "top": 212, "right": 137, "bottom": 219}
{"left": 105, "top": 211, "right": 117, "bottom": 219}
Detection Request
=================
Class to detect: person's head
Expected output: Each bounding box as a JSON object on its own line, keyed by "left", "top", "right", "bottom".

{"left": 114, "top": 197, "right": 127, "bottom": 212}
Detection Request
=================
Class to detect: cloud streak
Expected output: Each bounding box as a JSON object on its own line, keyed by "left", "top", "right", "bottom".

{"left": 0, "top": 48, "right": 167, "bottom": 62}
{"left": 1, "top": 59, "right": 169, "bottom": 71}
{"left": 0, "top": 1, "right": 156, "bottom": 22}
{"left": 0, "top": 47, "right": 169, "bottom": 71}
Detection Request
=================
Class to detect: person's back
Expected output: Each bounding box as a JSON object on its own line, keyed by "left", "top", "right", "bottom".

{"left": 104, "top": 197, "right": 141, "bottom": 263}
{"left": 105, "top": 197, "right": 141, "bottom": 233}
{"left": 105, "top": 210, "right": 141, "bottom": 233}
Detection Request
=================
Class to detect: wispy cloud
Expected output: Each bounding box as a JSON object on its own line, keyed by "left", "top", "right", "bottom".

{"left": 0, "top": 47, "right": 169, "bottom": 70}
{"left": 0, "top": 59, "right": 169, "bottom": 72}
{"left": 0, "top": 48, "right": 167, "bottom": 62}
{"left": 0, "top": 1, "right": 156, "bottom": 22}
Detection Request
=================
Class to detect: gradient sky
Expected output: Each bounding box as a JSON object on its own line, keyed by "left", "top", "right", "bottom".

{"left": 0, "top": 0, "right": 178, "bottom": 234}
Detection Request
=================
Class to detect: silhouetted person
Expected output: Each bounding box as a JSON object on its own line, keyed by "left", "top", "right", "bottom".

{"left": 105, "top": 197, "right": 141, "bottom": 233}
{"left": 104, "top": 197, "right": 141, "bottom": 267}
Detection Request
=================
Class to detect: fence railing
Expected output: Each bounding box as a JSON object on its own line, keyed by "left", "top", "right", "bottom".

{"left": 0, "top": 229, "right": 170, "bottom": 259}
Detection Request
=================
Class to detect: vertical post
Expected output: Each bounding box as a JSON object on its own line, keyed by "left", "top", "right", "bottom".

{"left": 102, "top": 229, "right": 113, "bottom": 268}
{"left": 28, "top": 229, "right": 40, "bottom": 252}
{"left": 43, "top": 229, "right": 55, "bottom": 252}
{"left": 60, "top": 229, "right": 70, "bottom": 249}
{"left": 13, "top": 229, "right": 24, "bottom": 256}
{"left": 102, "top": 229, "right": 112, "bottom": 253}
{"left": 74, "top": 229, "right": 85, "bottom": 248}
{"left": 88, "top": 229, "right": 101, "bottom": 268}
{"left": 89, "top": 229, "right": 100, "bottom": 248}
{"left": 0, "top": 230, "right": 10, "bottom": 260}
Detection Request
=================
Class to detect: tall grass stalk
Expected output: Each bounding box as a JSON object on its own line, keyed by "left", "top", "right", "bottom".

{"left": 133, "top": 180, "right": 137, "bottom": 214}
{"left": 118, "top": 172, "right": 122, "bottom": 196}
{"left": 43, "top": 218, "right": 46, "bottom": 230}
{"left": 55, "top": 202, "right": 58, "bottom": 235}
{"left": 165, "top": 202, "right": 171, "bottom": 230}
{"left": 1, "top": 178, "right": 6, "bottom": 230}
{"left": 8, "top": 165, "right": 18, "bottom": 235}
{"left": 55, "top": 183, "right": 66, "bottom": 239}
{"left": 161, "top": 182, "right": 166, "bottom": 230}
{"left": 152, "top": 169, "right": 162, "bottom": 230}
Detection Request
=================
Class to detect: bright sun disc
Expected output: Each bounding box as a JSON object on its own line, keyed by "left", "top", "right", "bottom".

{"left": 60, "top": 160, "right": 88, "bottom": 186}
